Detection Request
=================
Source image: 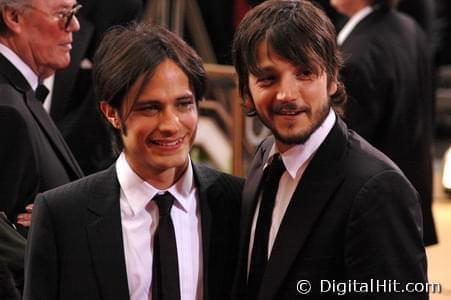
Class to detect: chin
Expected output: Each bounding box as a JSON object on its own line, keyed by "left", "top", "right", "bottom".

{"left": 273, "top": 125, "right": 314, "bottom": 145}
{"left": 155, "top": 154, "right": 189, "bottom": 170}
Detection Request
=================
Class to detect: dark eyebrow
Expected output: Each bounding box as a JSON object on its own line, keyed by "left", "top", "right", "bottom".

{"left": 133, "top": 93, "right": 194, "bottom": 105}
{"left": 252, "top": 66, "right": 276, "bottom": 77}
{"left": 175, "top": 93, "right": 194, "bottom": 101}
{"left": 132, "top": 100, "right": 160, "bottom": 108}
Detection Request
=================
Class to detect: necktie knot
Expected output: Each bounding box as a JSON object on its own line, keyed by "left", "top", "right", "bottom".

{"left": 35, "top": 84, "right": 49, "bottom": 103}
{"left": 265, "top": 154, "right": 285, "bottom": 184}
{"left": 154, "top": 192, "right": 175, "bottom": 217}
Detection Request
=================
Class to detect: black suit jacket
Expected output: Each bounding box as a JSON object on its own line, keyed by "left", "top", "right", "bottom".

{"left": 0, "top": 212, "right": 25, "bottom": 297}
{"left": 398, "top": 0, "right": 435, "bottom": 40}
{"left": 24, "top": 164, "right": 243, "bottom": 300}
{"left": 340, "top": 7, "right": 437, "bottom": 245}
{"left": 233, "top": 118, "right": 427, "bottom": 299}
{"left": 0, "top": 54, "right": 83, "bottom": 226}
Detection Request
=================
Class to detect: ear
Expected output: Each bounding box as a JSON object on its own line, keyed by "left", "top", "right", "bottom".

{"left": 100, "top": 101, "right": 121, "bottom": 129}
{"left": 328, "top": 80, "right": 338, "bottom": 96}
{"left": 2, "top": 5, "right": 23, "bottom": 34}
{"left": 328, "top": 68, "right": 339, "bottom": 96}
{"left": 244, "top": 96, "right": 255, "bottom": 111}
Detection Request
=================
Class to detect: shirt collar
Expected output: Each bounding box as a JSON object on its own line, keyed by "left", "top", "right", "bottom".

{"left": 337, "top": 5, "right": 374, "bottom": 46}
{"left": 115, "top": 152, "right": 196, "bottom": 215}
{"left": 0, "top": 43, "right": 39, "bottom": 90}
{"left": 265, "top": 108, "right": 336, "bottom": 179}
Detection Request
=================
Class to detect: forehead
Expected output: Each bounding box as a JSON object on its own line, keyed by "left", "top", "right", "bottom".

{"left": 128, "top": 59, "right": 192, "bottom": 102}
{"left": 145, "top": 59, "right": 190, "bottom": 90}
{"left": 254, "top": 40, "right": 322, "bottom": 72}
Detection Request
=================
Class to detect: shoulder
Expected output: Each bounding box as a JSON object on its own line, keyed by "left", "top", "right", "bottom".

{"left": 342, "top": 129, "right": 417, "bottom": 198}
{"left": 193, "top": 164, "right": 244, "bottom": 191}
{"left": 36, "top": 167, "right": 117, "bottom": 209}
{"left": 345, "top": 129, "right": 403, "bottom": 176}
{"left": 0, "top": 82, "right": 25, "bottom": 108}
{"left": 0, "top": 103, "right": 27, "bottom": 128}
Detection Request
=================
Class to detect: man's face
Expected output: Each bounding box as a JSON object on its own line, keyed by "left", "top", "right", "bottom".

{"left": 18, "top": 0, "right": 80, "bottom": 77}
{"left": 113, "top": 59, "right": 198, "bottom": 186}
{"left": 248, "top": 41, "right": 337, "bottom": 153}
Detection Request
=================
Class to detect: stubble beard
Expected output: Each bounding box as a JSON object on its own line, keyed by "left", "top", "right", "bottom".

{"left": 259, "top": 102, "right": 330, "bottom": 146}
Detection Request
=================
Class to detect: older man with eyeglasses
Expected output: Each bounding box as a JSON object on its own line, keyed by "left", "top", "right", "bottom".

{"left": 0, "top": 0, "right": 83, "bottom": 296}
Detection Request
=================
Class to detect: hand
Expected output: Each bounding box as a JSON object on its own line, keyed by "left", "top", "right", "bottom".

{"left": 17, "top": 204, "right": 33, "bottom": 227}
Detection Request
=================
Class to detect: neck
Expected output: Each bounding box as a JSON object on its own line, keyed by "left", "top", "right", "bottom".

{"left": 127, "top": 158, "right": 190, "bottom": 190}
{"left": 146, "top": 167, "right": 186, "bottom": 190}
{"left": 0, "top": 36, "right": 53, "bottom": 79}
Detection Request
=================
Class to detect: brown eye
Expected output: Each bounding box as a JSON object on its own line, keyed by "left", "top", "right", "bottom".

{"left": 257, "top": 75, "right": 276, "bottom": 86}
{"left": 296, "top": 68, "right": 316, "bottom": 80}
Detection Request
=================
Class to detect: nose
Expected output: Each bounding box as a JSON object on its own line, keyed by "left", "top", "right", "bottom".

{"left": 158, "top": 107, "right": 180, "bottom": 135}
{"left": 66, "top": 15, "right": 80, "bottom": 32}
{"left": 276, "top": 74, "right": 298, "bottom": 102}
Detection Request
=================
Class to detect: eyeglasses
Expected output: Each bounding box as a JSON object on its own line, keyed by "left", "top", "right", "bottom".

{"left": 24, "top": 3, "right": 82, "bottom": 30}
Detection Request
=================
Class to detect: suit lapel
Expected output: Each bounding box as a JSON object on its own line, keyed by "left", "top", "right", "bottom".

{"left": 26, "top": 90, "right": 83, "bottom": 178}
{"left": 257, "top": 119, "right": 349, "bottom": 300}
{"left": 86, "top": 166, "right": 130, "bottom": 300}
{"left": 0, "top": 54, "right": 83, "bottom": 178}
{"left": 0, "top": 54, "right": 33, "bottom": 101}
{"left": 193, "top": 164, "right": 223, "bottom": 300}
{"left": 234, "top": 137, "right": 273, "bottom": 293}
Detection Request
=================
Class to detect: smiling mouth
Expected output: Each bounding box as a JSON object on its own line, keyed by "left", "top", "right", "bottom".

{"left": 150, "top": 137, "right": 185, "bottom": 147}
{"left": 272, "top": 102, "right": 309, "bottom": 116}
{"left": 276, "top": 109, "right": 303, "bottom": 116}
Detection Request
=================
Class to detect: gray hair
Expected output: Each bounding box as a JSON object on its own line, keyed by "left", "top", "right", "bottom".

{"left": 0, "top": 0, "right": 30, "bottom": 35}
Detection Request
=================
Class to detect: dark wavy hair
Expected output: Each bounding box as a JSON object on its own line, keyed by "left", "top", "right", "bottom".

{"left": 232, "top": 0, "right": 347, "bottom": 116}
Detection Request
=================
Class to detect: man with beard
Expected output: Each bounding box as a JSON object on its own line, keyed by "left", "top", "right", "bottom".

{"left": 231, "top": 1, "right": 427, "bottom": 299}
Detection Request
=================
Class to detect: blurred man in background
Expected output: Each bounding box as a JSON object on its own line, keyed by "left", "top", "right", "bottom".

{"left": 0, "top": 0, "right": 83, "bottom": 293}
{"left": 331, "top": 0, "right": 437, "bottom": 245}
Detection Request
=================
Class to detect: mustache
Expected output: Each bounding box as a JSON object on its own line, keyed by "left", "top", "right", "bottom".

{"left": 271, "top": 102, "right": 310, "bottom": 114}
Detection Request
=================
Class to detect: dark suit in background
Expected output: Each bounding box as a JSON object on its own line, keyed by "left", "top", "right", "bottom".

{"left": 0, "top": 212, "right": 25, "bottom": 299}
{"left": 24, "top": 164, "right": 243, "bottom": 300}
{"left": 50, "top": 0, "right": 143, "bottom": 174}
{"left": 233, "top": 118, "right": 427, "bottom": 299}
{"left": 436, "top": 0, "right": 451, "bottom": 65}
{"left": 398, "top": 0, "right": 436, "bottom": 41}
{"left": 0, "top": 55, "right": 83, "bottom": 229}
{"left": 340, "top": 6, "right": 437, "bottom": 245}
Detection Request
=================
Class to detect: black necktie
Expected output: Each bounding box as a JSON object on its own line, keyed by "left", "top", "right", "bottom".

{"left": 247, "top": 154, "right": 286, "bottom": 299}
{"left": 152, "top": 192, "right": 181, "bottom": 300}
{"left": 35, "top": 84, "right": 49, "bottom": 103}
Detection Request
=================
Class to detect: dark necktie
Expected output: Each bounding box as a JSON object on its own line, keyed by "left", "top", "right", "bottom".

{"left": 247, "top": 154, "right": 286, "bottom": 299}
{"left": 35, "top": 84, "right": 49, "bottom": 103}
{"left": 152, "top": 192, "right": 181, "bottom": 300}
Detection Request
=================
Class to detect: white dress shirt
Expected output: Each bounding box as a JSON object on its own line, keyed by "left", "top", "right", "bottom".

{"left": 337, "top": 5, "right": 374, "bottom": 46}
{"left": 0, "top": 43, "right": 39, "bottom": 90}
{"left": 116, "top": 153, "right": 202, "bottom": 300}
{"left": 248, "top": 109, "right": 336, "bottom": 270}
{"left": 42, "top": 75, "right": 55, "bottom": 113}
